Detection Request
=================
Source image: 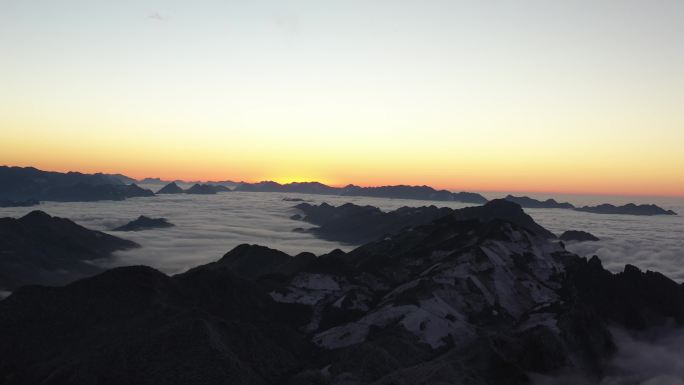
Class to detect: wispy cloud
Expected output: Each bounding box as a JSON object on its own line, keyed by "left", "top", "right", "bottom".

{"left": 147, "top": 12, "right": 166, "bottom": 22}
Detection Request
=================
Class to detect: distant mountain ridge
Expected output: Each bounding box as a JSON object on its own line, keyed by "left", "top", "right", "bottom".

{"left": 184, "top": 183, "right": 231, "bottom": 194}
{"left": 235, "top": 181, "right": 488, "bottom": 204}
{"left": 503, "top": 194, "right": 677, "bottom": 216}
{"left": 0, "top": 166, "right": 154, "bottom": 202}
{"left": 140, "top": 177, "right": 240, "bottom": 186}
{"left": 576, "top": 203, "right": 677, "bottom": 216}
{"left": 504, "top": 195, "right": 575, "bottom": 209}
{"left": 1, "top": 166, "right": 676, "bottom": 215}
{"left": 156, "top": 181, "right": 184, "bottom": 194}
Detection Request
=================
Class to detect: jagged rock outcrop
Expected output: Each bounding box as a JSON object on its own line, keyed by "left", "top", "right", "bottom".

{"left": 112, "top": 216, "right": 175, "bottom": 231}
{"left": 564, "top": 256, "right": 684, "bottom": 329}
{"left": 559, "top": 230, "right": 600, "bottom": 242}
{"left": 0, "top": 211, "right": 138, "bottom": 290}
{"left": 575, "top": 203, "right": 677, "bottom": 216}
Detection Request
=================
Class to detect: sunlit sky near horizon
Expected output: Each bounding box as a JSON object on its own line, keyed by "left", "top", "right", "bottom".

{"left": 1, "top": 0, "right": 683, "bottom": 196}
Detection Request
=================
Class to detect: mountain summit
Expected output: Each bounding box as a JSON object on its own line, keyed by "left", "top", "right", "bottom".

{"left": 1, "top": 202, "right": 680, "bottom": 384}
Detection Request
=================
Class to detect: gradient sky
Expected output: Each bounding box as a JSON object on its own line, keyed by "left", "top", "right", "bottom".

{"left": 1, "top": 0, "right": 683, "bottom": 195}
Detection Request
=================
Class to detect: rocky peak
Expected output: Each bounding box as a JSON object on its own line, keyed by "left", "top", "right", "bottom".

{"left": 156, "top": 181, "right": 184, "bottom": 194}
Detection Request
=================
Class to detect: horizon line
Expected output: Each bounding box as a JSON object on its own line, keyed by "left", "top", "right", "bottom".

{"left": 3, "top": 164, "right": 684, "bottom": 199}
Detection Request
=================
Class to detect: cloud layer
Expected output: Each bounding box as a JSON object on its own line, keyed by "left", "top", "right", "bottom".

{"left": 1, "top": 192, "right": 682, "bottom": 281}
{"left": 532, "top": 327, "right": 684, "bottom": 384}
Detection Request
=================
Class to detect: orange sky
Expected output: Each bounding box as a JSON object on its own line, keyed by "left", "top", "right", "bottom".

{"left": 1, "top": 1, "right": 683, "bottom": 197}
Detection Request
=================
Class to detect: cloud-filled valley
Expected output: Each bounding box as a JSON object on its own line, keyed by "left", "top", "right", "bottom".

{"left": 1, "top": 190, "right": 683, "bottom": 282}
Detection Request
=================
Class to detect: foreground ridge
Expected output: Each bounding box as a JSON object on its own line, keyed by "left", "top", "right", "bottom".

{"left": 0, "top": 201, "right": 682, "bottom": 385}
{"left": 0, "top": 211, "right": 139, "bottom": 290}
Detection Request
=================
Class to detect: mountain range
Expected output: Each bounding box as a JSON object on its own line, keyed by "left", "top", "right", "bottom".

{"left": 504, "top": 195, "right": 677, "bottom": 216}
{"left": 1, "top": 166, "right": 675, "bottom": 215}
{"left": 1, "top": 200, "right": 682, "bottom": 384}
{"left": 234, "top": 182, "right": 488, "bottom": 204}
{"left": 0, "top": 166, "right": 154, "bottom": 202}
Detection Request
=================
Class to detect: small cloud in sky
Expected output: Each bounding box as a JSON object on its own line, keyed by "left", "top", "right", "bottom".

{"left": 147, "top": 12, "right": 166, "bottom": 21}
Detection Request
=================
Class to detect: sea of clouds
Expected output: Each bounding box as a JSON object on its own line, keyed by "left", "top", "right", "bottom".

{"left": 0, "top": 190, "right": 682, "bottom": 281}
{"left": 531, "top": 327, "right": 684, "bottom": 385}
{"left": 1, "top": 190, "right": 683, "bottom": 379}
{"left": 526, "top": 204, "right": 684, "bottom": 282}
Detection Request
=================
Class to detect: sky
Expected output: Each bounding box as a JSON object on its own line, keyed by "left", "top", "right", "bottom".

{"left": 1, "top": 0, "right": 683, "bottom": 196}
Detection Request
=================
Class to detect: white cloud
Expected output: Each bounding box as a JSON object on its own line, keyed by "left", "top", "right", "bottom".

{"left": 532, "top": 327, "right": 684, "bottom": 385}
{"left": 0, "top": 192, "right": 681, "bottom": 281}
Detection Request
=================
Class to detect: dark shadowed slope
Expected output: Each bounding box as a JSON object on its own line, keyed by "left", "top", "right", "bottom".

{"left": 2, "top": 202, "right": 684, "bottom": 384}
{"left": 293, "top": 199, "right": 555, "bottom": 244}
{"left": 0, "top": 266, "right": 314, "bottom": 385}
{"left": 0, "top": 211, "right": 138, "bottom": 290}
{"left": 451, "top": 198, "right": 556, "bottom": 238}
{"left": 565, "top": 256, "right": 684, "bottom": 329}
{"left": 293, "top": 202, "right": 454, "bottom": 244}
{"left": 112, "top": 216, "right": 175, "bottom": 231}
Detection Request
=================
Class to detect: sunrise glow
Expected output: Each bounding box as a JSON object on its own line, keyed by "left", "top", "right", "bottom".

{"left": 1, "top": 1, "right": 683, "bottom": 196}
